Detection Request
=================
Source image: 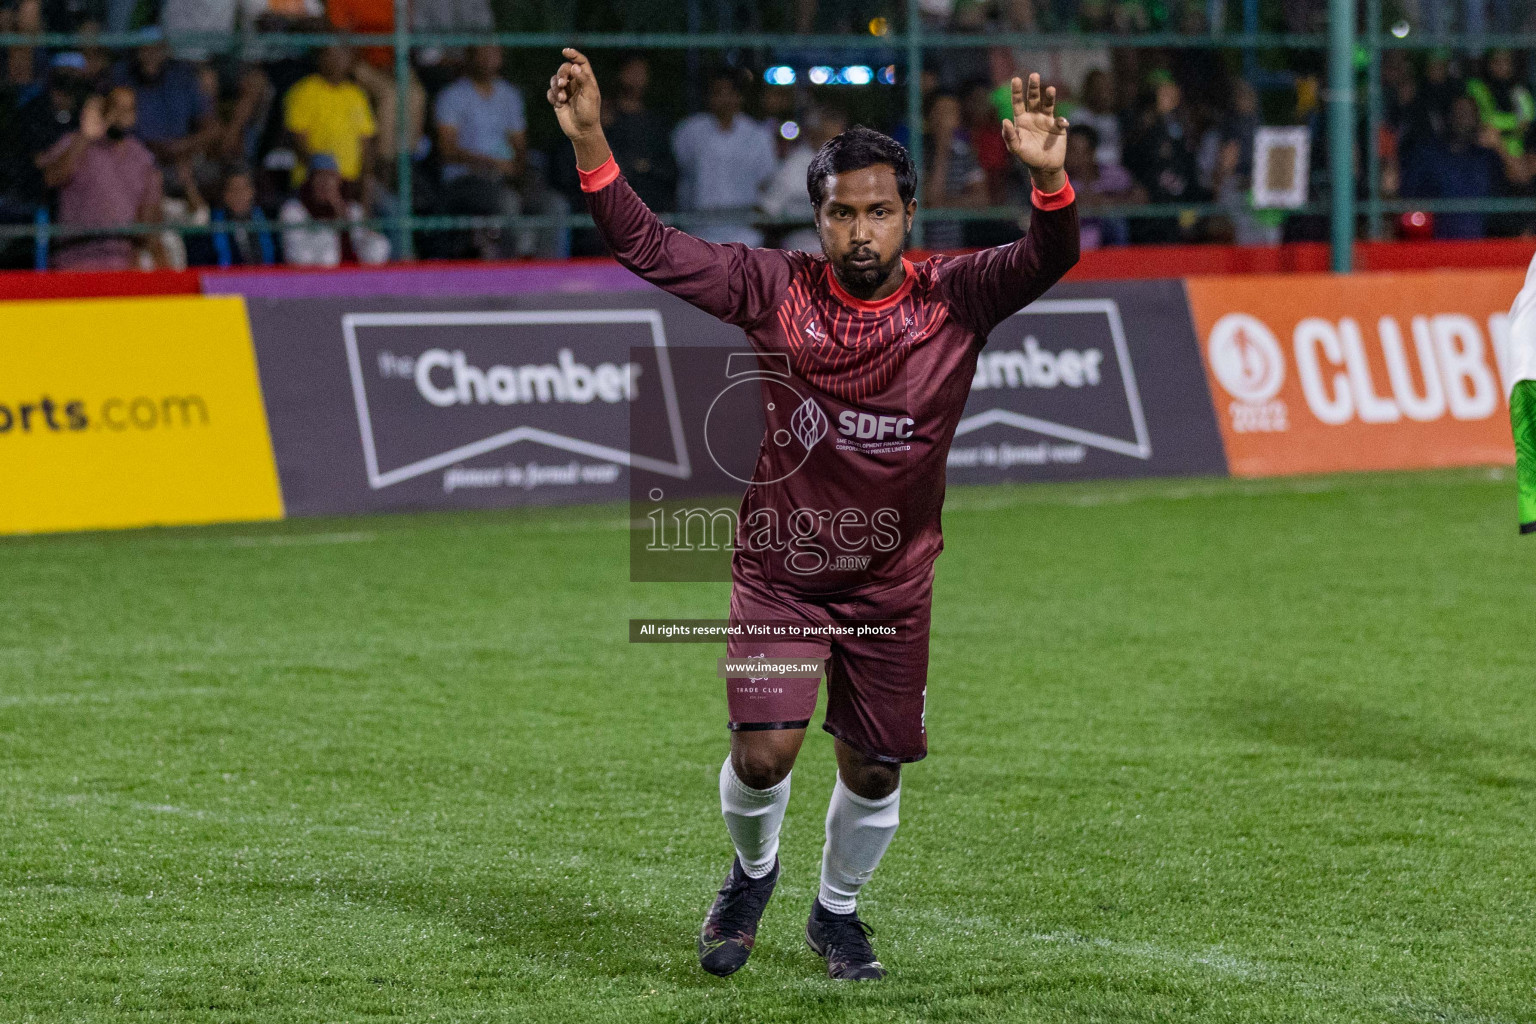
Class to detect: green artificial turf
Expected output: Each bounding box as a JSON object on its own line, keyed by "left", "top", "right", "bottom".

{"left": 1, "top": 468, "right": 1532, "bottom": 1023}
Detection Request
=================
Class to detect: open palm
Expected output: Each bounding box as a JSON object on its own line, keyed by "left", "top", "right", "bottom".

{"left": 1001, "top": 73, "right": 1068, "bottom": 177}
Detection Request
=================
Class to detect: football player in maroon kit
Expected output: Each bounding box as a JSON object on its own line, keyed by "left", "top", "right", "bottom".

{"left": 549, "top": 48, "right": 1078, "bottom": 981}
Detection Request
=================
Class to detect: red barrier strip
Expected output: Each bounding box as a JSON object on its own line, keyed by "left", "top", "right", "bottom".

{"left": 0, "top": 268, "right": 202, "bottom": 301}
{"left": 0, "top": 238, "right": 1531, "bottom": 301}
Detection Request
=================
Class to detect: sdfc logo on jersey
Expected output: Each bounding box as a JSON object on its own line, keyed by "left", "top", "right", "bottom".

{"left": 791, "top": 397, "right": 830, "bottom": 449}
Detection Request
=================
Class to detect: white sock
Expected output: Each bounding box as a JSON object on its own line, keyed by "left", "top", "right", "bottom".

{"left": 818, "top": 774, "right": 900, "bottom": 915}
{"left": 719, "top": 757, "right": 791, "bottom": 878}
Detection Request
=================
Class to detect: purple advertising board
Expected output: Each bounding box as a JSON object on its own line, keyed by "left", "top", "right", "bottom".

{"left": 244, "top": 290, "right": 744, "bottom": 516}
{"left": 244, "top": 279, "right": 1226, "bottom": 519}
{"left": 942, "top": 279, "right": 1227, "bottom": 485}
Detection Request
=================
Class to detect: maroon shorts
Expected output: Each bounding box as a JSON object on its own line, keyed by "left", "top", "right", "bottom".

{"left": 724, "top": 565, "right": 935, "bottom": 763}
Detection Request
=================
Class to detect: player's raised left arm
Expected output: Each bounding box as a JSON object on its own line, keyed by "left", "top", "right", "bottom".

{"left": 1002, "top": 72, "right": 1069, "bottom": 196}
{"left": 937, "top": 73, "right": 1080, "bottom": 334}
{"left": 547, "top": 48, "right": 612, "bottom": 174}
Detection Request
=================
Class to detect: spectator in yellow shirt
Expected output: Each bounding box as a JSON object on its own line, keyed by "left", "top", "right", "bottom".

{"left": 283, "top": 45, "right": 377, "bottom": 199}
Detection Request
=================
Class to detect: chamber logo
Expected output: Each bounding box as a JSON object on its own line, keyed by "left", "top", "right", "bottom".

{"left": 955, "top": 298, "right": 1152, "bottom": 462}
{"left": 343, "top": 309, "right": 690, "bottom": 491}
{"left": 1208, "top": 313, "right": 1285, "bottom": 403}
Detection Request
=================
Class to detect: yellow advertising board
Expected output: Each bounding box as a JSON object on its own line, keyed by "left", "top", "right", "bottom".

{"left": 0, "top": 295, "right": 284, "bottom": 534}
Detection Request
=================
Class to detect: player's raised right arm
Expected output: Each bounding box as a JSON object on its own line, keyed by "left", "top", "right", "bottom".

{"left": 547, "top": 48, "right": 791, "bottom": 327}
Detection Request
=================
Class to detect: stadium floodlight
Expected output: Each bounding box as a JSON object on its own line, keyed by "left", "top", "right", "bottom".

{"left": 841, "top": 66, "right": 874, "bottom": 86}
{"left": 808, "top": 65, "right": 833, "bottom": 85}
{"left": 780, "top": 120, "right": 801, "bottom": 140}
{"left": 764, "top": 65, "right": 797, "bottom": 86}
{"left": 877, "top": 65, "right": 898, "bottom": 85}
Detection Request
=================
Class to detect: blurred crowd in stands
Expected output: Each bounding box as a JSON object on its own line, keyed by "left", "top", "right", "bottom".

{"left": 1, "top": 0, "right": 1534, "bottom": 269}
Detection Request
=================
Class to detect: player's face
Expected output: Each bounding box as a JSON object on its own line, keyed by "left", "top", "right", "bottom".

{"left": 815, "top": 164, "right": 915, "bottom": 297}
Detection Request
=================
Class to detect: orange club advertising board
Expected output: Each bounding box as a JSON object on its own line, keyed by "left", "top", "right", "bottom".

{"left": 1185, "top": 271, "right": 1524, "bottom": 477}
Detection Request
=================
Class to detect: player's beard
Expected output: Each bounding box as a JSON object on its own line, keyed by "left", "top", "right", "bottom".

{"left": 833, "top": 242, "right": 905, "bottom": 297}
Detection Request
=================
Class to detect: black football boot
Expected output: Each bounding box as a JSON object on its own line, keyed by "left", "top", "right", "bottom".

{"left": 697, "top": 856, "right": 780, "bottom": 976}
{"left": 805, "top": 899, "right": 887, "bottom": 980}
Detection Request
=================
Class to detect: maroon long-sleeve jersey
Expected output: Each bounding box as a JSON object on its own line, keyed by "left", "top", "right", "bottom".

{"left": 583, "top": 157, "right": 1079, "bottom": 596}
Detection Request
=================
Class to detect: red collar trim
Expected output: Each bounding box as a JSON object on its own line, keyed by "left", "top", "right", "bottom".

{"left": 825, "top": 257, "right": 916, "bottom": 312}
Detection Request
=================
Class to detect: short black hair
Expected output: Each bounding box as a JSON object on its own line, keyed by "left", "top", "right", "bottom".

{"left": 806, "top": 125, "right": 916, "bottom": 209}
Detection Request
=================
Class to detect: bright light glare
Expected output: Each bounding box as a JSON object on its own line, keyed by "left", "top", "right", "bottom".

{"left": 877, "top": 65, "right": 898, "bottom": 85}
{"left": 780, "top": 120, "right": 800, "bottom": 140}
{"left": 1391, "top": 19, "right": 1410, "bottom": 36}
{"left": 841, "top": 65, "right": 873, "bottom": 86}
{"left": 764, "top": 65, "right": 796, "bottom": 86}
{"left": 808, "top": 65, "right": 833, "bottom": 85}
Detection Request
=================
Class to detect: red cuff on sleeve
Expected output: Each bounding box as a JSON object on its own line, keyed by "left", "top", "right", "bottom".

{"left": 1031, "top": 176, "right": 1076, "bottom": 211}
{"left": 578, "top": 155, "right": 621, "bottom": 193}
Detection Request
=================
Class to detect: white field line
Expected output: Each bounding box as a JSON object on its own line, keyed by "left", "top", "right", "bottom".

{"left": 2, "top": 469, "right": 1509, "bottom": 548}
{"left": 428, "top": 468, "right": 1514, "bottom": 532}
{"left": 0, "top": 685, "right": 222, "bottom": 708}
{"left": 1368, "top": 998, "right": 1524, "bottom": 1024}
{"left": 125, "top": 801, "right": 389, "bottom": 836}
{"left": 0, "top": 531, "right": 381, "bottom": 552}
{"left": 153, "top": 531, "right": 378, "bottom": 549}
{"left": 25, "top": 793, "right": 396, "bottom": 838}
{"left": 149, "top": 521, "right": 629, "bottom": 546}
{"left": 539, "top": 518, "right": 635, "bottom": 533}
{"left": 1027, "top": 930, "right": 1266, "bottom": 980}
{"left": 1026, "top": 930, "right": 1521, "bottom": 1023}
{"left": 944, "top": 467, "right": 1512, "bottom": 514}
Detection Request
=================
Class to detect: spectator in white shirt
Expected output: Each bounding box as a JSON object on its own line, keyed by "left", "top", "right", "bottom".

{"left": 1073, "top": 68, "right": 1122, "bottom": 167}
{"left": 759, "top": 105, "right": 847, "bottom": 253}
{"left": 671, "top": 70, "right": 778, "bottom": 245}
{"left": 279, "top": 153, "right": 389, "bottom": 265}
